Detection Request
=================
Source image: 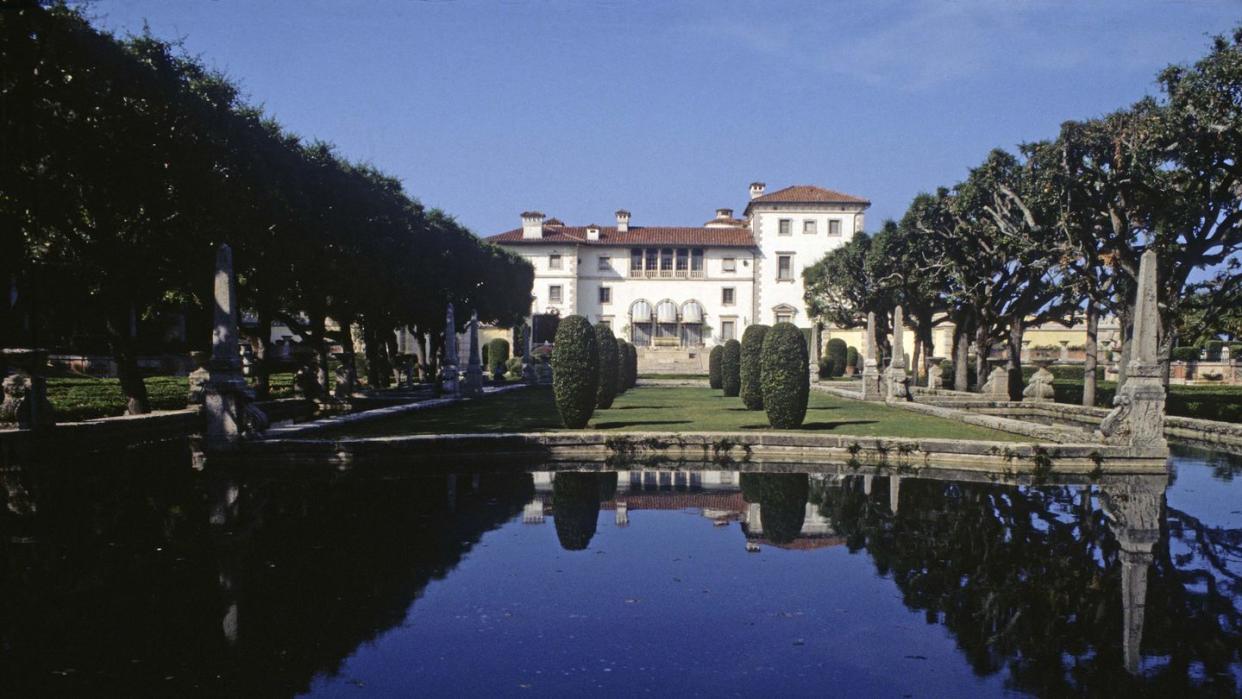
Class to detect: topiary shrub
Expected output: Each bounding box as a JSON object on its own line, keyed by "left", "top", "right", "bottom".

{"left": 826, "top": 338, "right": 847, "bottom": 377}
{"left": 629, "top": 343, "right": 638, "bottom": 388}
{"left": 551, "top": 315, "right": 599, "bottom": 428}
{"left": 486, "top": 338, "right": 510, "bottom": 378}
{"left": 721, "top": 339, "right": 742, "bottom": 397}
{"left": 708, "top": 345, "right": 724, "bottom": 389}
{"left": 614, "top": 339, "right": 629, "bottom": 395}
{"left": 505, "top": 356, "right": 524, "bottom": 379}
{"left": 594, "top": 323, "right": 619, "bottom": 409}
{"left": 817, "top": 356, "right": 835, "bottom": 379}
{"left": 845, "top": 346, "right": 859, "bottom": 373}
{"left": 740, "top": 324, "right": 770, "bottom": 410}
{"left": 761, "top": 322, "right": 809, "bottom": 428}
{"left": 1171, "top": 346, "right": 1200, "bottom": 362}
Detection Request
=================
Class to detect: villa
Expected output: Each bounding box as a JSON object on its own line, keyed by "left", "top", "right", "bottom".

{"left": 486, "top": 182, "right": 870, "bottom": 371}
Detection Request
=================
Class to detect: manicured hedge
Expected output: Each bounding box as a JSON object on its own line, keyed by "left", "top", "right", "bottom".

{"left": 846, "top": 346, "right": 859, "bottom": 371}
{"left": 628, "top": 343, "right": 639, "bottom": 388}
{"left": 486, "top": 338, "right": 510, "bottom": 376}
{"left": 721, "top": 339, "right": 742, "bottom": 397}
{"left": 709, "top": 345, "right": 723, "bottom": 389}
{"left": 551, "top": 315, "right": 599, "bottom": 428}
{"left": 826, "top": 338, "right": 847, "bottom": 377}
{"left": 594, "top": 324, "right": 619, "bottom": 409}
{"left": 740, "top": 324, "right": 770, "bottom": 410}
{"left": 760, "top": 322, "right": 809, "bottom": 428}
{"left": 615, "top": 339, "right": 629, "bottom": 395}
{"left": 1171, "top": 346, "right": 1201, "bottom": 361}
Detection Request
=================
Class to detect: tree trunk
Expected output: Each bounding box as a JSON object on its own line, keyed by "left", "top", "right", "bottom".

{"left": 1083, "top": 301, "right": 1098, "bottom": 407}
{"left": 309, "top": 308, "right": 329, "bottom": 393}
{"left": 911, "top": 338, "right": 922, "bottom": 387}
{"left": 106, "top": 306, "right": 150, "bottom": 415}
{"left": 974, "top": 325, "right": 990, "bottom": 392}
{"left": 954, "top": 327, "right": 970, "bottom": 392}
{"left": 385, "top": 330, "right": 401, "bottom": 386}
{"left": 251, "top": 308, "right": 273, "bottom": 400}
{"left": 1005, "top": 319, "right": 1025, "bottom": 401}
{"left": 1116, "top": 304, "right": 1132, "bottom": 391}
{"left": 364, "top": 324, "right": 384, "bottom": 388}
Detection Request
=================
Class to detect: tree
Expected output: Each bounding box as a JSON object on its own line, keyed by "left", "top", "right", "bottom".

{"left": 593, "top": 323, "right": 618, "bottom": 409}
{"left": 761, "top": 322, "right": 810, "bottom": 428}
{"left": 614, "top": 339, "right": 629, "bottom": 395}
{"left": 826, "top": 339, "right": 848, "bottom": 378}
{"left": 803, "top": 232, "right": 895, "bottom": 359}
{"left": 708, "top": 345, "right": 723, "bottom": 389}
{"left": 720, "top": 340, "right": 741, "bottom": 397}
{"left": 739, "top": 324, "right": 769, "bottom": 410}
{"left": 550, "top": 316, "right": 598, "bottom": 428}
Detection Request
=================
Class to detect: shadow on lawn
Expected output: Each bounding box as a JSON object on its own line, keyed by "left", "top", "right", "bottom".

{"left": 738, "top": 420, "right": 878, "bottom": 431}
{"left": 592, "top": 420, "right": 694, "bottom": 429}
{"left": 610, "top": 405, "right": 668, "bottom": 410}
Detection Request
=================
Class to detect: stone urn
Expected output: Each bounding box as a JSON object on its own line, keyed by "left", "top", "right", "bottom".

{"left": 1023, "top": 363, "right": 1056, "bottom": 403}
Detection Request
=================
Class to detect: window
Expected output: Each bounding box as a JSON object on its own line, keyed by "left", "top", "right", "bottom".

{"left": 777, "top": 255, "right": 793, "bottom": 281}
{"left": 828, "top": 219, "right": 842, "bottom": 236}
{"left": 720, "top": 320, "right": 736, "bottom": 341}
{"left": 675, "top": 248, "right": 688, "bottom": 274}
{"left": 722, "top": 257, "right": 737, "bottom": 273}
{"left": 549, "top": 285, "right": 563, "bottom": 303}
{"left": 630, "top": 248, "right": 643, "bottom": 273}
{"left": 645, "top": 248, "right": 658, "bottom": 275}
{"left": 599, "top": 287, "right": 611, "bottom": 304}
{"left": 722, "top": 288, "right": 735, "bottom": 306}
{"left": 778, "top": 219, "right": 792, "bottom": 236}
{"left": 690, "top": 248, "right": 704, "bottom": 276}
{"left": 776, "top": 312, "right": 793, "bottom": 324}
{"left": 803, "top": 219, "right": 817, "bottom": 235}
{"left": 598, "top": 255, "right": 611, "bottom": 271}
{"left": 549, "top": 253, "right": 562, "bottom": 270}
{"left": 660, "top": 248, "right": 673, "bottom": 273}
{"left": 599, "top": 316, "right": 613, "bottom": 331}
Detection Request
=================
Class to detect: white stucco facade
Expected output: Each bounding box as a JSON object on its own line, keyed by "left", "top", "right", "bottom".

{"left": 488, "top": 184, "right": 869, "bottom": 356}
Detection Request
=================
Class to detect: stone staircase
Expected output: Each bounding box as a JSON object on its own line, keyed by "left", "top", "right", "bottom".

{"left": 636, "top": 347, "right": 709, "bottom": 374}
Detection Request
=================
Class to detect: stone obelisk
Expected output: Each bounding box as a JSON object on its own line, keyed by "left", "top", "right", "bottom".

{"left": 441, "top": 303, "right": 460, "bottom": 396}
{"left": 1098, "top": 249, "right": 1167, "bottom": 453}
{"left": 860, "top": 311, "right": 882, "bottom": 401}
{"left": 462, "top": 311, "right": 484, "bottom": 397}
{"left": 203, "top": 244, "right": 249, "bottom": 450}
{"left": 886, "top": 305, "right": 910, "bottom": 401}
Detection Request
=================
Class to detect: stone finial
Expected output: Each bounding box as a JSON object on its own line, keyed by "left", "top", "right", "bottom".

{"left": 927, "top": 363, "right": 943, "bottom": 390}
{"left": 980, "top": 366, "right": 1010, "bottom": 399}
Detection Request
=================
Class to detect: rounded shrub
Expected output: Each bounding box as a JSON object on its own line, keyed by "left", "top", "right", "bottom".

{"left": 551, "top": 315, "right": 599, "bottom": 428}
{"left": 614, "top": 339, "right": 629, "bottom": 395}
{"left": 1171, "top": 346, "right": 1200, "bottom": 362}
{"left": 827, "top": 338, "right": 847, "bottom": 377}
{"left": 552, "top": 472, "right": 603, "bottom": 551}
{"left": 845, "top": 346, "right": 859, "bottom": 372}
{"left": 708, "top": 345, "right": 724, "bottom": 389}
{"left": 761, "top": 322, "right": 809, "bottom": 428}
{"left": 721, "top": 339, "right": 742, "bottom": 397}
{"left": 486, "top": 338, "right": 510, "bottom": 376}
{"left": 739, "top": 324, "right": 770, "bottom": 410}
{"left": 594, "top": 323, "right": 619, "bottom": 409}
{"left": 817, "top": 356, "right": 835, "bottom": 379}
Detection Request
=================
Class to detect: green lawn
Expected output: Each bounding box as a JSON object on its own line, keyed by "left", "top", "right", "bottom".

{"left": 330, "top": 385, "right": 1028, "bottom": 441}
{"left": 45, "top": 373, "right": 297, "bottom": 422}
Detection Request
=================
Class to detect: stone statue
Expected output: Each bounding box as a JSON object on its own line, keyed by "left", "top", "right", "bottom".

{"left": 0, "top": 349, "right": 55, "bottom": 430}
{"left": 927, "top": 363, "right": 943, "bottom": 390}
{"left": 1022, "top": 365, "right": 1056, "bottom": 403}
{"left": 885, "top": 306, "right": 910, "bottom": 401}
{"left": 187, "top": 351, "right": 211, "bottom": 405}
{"left": 294, "top": 362, "right": 321, "bottom": 400}
{"left": 979, "top": 366, "right": 1010, "bottom": 399}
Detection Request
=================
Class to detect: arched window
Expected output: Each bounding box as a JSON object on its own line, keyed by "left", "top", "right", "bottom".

{"left": 655, "top": 300, "right": 678, "bottom": 344}
{"left": 630, "top": 299, "right": 653, "bottom": 346}
{"left": 680, "top": 300, "right": 704, "bottom": 347}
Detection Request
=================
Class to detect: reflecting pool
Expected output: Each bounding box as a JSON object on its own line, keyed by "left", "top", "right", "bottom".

{"left": 1, "top": 447, "right": 1239, "bottom": 696}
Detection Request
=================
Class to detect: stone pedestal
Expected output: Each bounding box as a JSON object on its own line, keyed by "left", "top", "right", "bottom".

{"left": 442, "top": 303, "right": 461, "bottom": 396}
{"left": 0, "top": 348, "right": 55, "bottom": 430}
{"left": 1098, "top": 250, "right": 1167, "bottom": 454}
{"left": 885, "top": 305, "right": 910, "bottom": 402}
{"left": 1022, "top": 365, "right": 1055, "bottom": 403}
{"left": 927, "top": 364, "right": 943, "bottom": 390}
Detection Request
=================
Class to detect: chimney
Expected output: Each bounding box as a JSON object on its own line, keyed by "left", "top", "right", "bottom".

{"left": 521, "top": 211, "right": 544, "bottom": 239}
{"left": 586, "top": 224, "right": 601, "bottom": 241}
{"left": 615, "top": 209, "right": 631, "bottom": 233}
{"left": 749, "top": 182, "right": 766, "bottom": 200}
{"left": 715, "top": 208, "right": 733, "bottom": 220}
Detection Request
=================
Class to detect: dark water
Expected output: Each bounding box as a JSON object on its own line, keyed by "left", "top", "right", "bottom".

{"left": 1, "top": 448, "right": 1240, "bottom": 697}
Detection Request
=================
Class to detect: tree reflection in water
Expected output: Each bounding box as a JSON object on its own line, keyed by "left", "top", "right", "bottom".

{"left": 550, "top": 471, "right": 617, "bottom": 551}
{"left": 816, "top": 473, "right": 1240, "bottom": 696}
{"left": 740, "top": 473, "right": 810, "bottom": 544}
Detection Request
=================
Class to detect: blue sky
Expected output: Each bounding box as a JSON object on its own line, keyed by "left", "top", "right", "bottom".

{"left": 88, "top": 0, "right": 1239, "bottom": 236}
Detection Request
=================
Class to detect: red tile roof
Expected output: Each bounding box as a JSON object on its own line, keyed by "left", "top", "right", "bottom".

{"left": 748, "top": 185, "right": 871, "bottom": 207}
{"left": 486, "top": 225, "right": 757, "bottom": 248}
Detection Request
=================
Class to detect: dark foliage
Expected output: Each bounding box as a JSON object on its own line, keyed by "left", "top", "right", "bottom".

{"left": 594, "top": 324, "right": 619, "bottom": 409}
{"left": 761, "top": 322, "right": 809, "bottom": 428}
{"left": 550, "top": 316, "right": 598, "bottom": 428}
{"left": 740, "top": 324, "right": 769, "bottom": 410}
{"left": 721, "top": 340, "right": 742, "bottom": 397}
{"left": 708, "top": 345, "right": 723, "bottom": 389}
